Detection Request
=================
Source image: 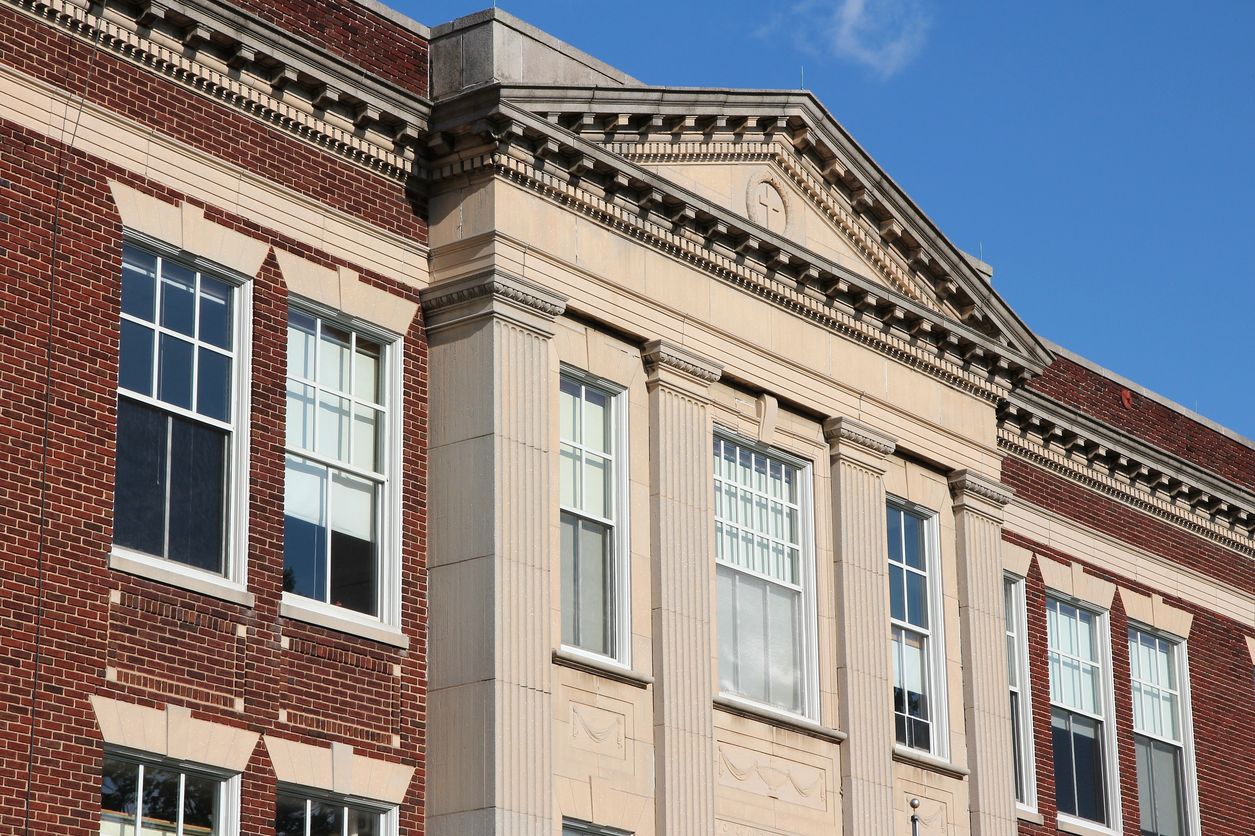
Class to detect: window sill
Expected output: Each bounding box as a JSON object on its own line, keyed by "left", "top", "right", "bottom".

{"left": 714, "top": 695, "right": 846, "bottom": 744}
{"left": 552, "top": 647, "right": 653, "bottom": 688}
{"left": 280, "top": 597, "right": 409, "bottom": 649}
{"left": 1016, "top": 806, "right": 1044, "bottom": 826}
{"left": 891, "top": 745, "right": 969, "bottom": 779}
{"left": 110, "top": 548, "right": 254, "bottom": 607}
{"left": 1056, "top": 814, "right": 1119, "bottom": 836}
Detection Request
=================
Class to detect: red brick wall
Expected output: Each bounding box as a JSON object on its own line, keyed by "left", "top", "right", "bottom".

{"left": 1029, "top": 355, "right": 1255, "bottom": 492}
{"left": 0, "top": 47, "right": 427, "bottom": 836}
{"left": 0, "top": 4, "right": 426, "bottom": 244}
{"left": 1008, "top": 532, "right": 1255, "bottom": 836}
{"left": 229, "top": 0, "right": 429, "bottom": 97}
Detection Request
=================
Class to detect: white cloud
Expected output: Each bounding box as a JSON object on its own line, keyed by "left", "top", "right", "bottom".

{"left": 759, "top": 0, "right": 933, "bottom": 80}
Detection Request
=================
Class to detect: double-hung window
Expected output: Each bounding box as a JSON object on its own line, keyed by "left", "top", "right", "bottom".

{"left": 100, "top": 752, "right": 239, "bottom": 835}
{"left": 1005, "top": 575, "right": 1036, "bottom": 808}
{"left": 1129, "top": 628, "right": 1195, "bottom": 836}
{"left": 887, "top": 500, "right": 944, "bottom": 755}
{"left": 275, "top": 788, "right": 397, "bottom": 836}
{"left": 714, "top": 435, "right": 815, "bottom": 716}
{"left": 559, "top": 371, "right": 627, "bottom": 660}
{"left": 284, "top": 309, "right": 394, "bottom": 620}
{"left": 1048, "top": 597, "right": 1115, "bottom": 827}
{"left": 114, "top": 244, "right": 242, "bottom": 577}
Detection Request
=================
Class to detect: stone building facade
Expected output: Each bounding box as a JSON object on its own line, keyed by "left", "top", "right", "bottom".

{"left": 1, "top": 2, "right": 1251, "bottom": 836}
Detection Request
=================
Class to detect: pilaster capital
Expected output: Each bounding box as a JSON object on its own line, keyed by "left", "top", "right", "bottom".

{"left": 824, "top": 416, "right": 896, "bottom": 458}
{"left": 948, "top": 469, "right": 1014, "bottom": 521}
{"left": 420, "top": 270, "right": 567, "bottom": 337}
{"left": 643, "top": 338, "right": 722, "bottom": 397}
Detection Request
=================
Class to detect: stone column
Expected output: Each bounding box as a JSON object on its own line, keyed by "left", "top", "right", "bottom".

{"left": 823, "top": 416, "right": 898, "bottom": 834}
{"left": 422, "top": 272, "right": 567, "bottom": 836}
{"left": 644, "top": 338, "right": 722, "bottom": 836}
{"left": 948, "top": 470, "right": 1017, "bottom": 836}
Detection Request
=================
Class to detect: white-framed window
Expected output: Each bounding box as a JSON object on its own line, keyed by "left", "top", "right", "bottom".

{"left": 1047, "top": 596, "right": 1119, "bottom": 829}
{"left": 1004, "top": 574, "right": 1037, "bottom": 810}
{"left": 887, "top": 499, "right": 947, "bottom": 756}
{"left": 713, "top": 433, "right": 817, "bottom": 717}
{"left": 274, "top": 787, "right": 397, "bottom": 836}
{"left": 1128, "top": 627, "right": 1198, "bottom": 836}
{"left": 100, "top": 751, "right": 240, "bottom": 835}
{"left": 113, "top": 242, "right": 248, "bottom": 581}
{"left": 559, "top": 369, "right": 629, "bottom": 662}
{"left": 283, "top": 307, "right": 400, "bottom": 623}
{"left": 561, "top": 818, "right": 631, "bottom": 836}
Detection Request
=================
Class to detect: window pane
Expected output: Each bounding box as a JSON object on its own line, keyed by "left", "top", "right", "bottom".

{"left": 284, "top": 455, "right": 328, "bottom": 600}
{"left": 889, "top": 565, "right": 905, "bottom": 622}
{"left": 275, "top": 794, "right": 306, "bottom": 836}
{"left": 198, "top": 275, "right": 232, "bottom": 349}
{"left": 122, "top": 247, "right": 157, "bottom": 321}
{"left": 559, "top": 444, "right": 579, "bottom": 508}
{"left": 559, "top": 377, "right": 579, "bottom": 442}
{"left": 348, "top": 806, "right": 380, "bottom": 836}
{"left": 1149, "top": 738, "right": 1186, "bottom": 836}
{"left": 317, "top": 393, "right": 350, "bottom": 461}
{"left": 286, "top": 383, "right": 316, "bottom": 450}
{"left": 157, "top": 334, "right": 194, "bottom": 410}
{"left": 196, "top": 348, "right": 231, "bottom": 422}
{"left": 319, "top": 324, "right": 351, "bottom": 392}
{"left": 582, "top": 453, "right": 609, "bottom": 518}
{"left": 576, "top": 520, "right": 610, "bottom": 655}
{"left": 886, "top": 507, "right": 902, "bottom": 565}
{"left": 902, "top": 511, "right": 924, "bottom": 569}
{"left": 1011, "top": 692, "right": 1025, "bottom": 802}
{"left": 560, "top": 512, "right": 577, "bottom": 647}
{"left": 330, "top": 470, "right": 377, "bottom": 616}
{"left": 101, "top": 756, "right": 139, "bottom": 819}
{"left": 182, "top": 771, "right": 219, "bottom": 834}
{"left": 114, "top": 399, "right": 168, "bottom": 558}
{"left": 717, "top": 565, "right": 736, "bottom": 696}
{"left": 1052, "top": 708, "right": 1077, "bottom": 816}
{"left": 287, "top": 311, "right": 317, "bottom": 380}
{"left": 160, "top": 261, "right": 196, "bottom": 336}
{"left": 308, "top": 800, "right": 343, "bottom": 836}
{"left": 906, "top": 571, "right": 929, "bottom": 629}
{"left": 140, "top": 765, "right": 180, "bottom": 833}
{"left": 1071, "top": 713, "right": 1106, "bottom": 823}
{"left": 735, "top": 572, "right": 767, "bottom": 704}
{"left": 166, "top": 416, "right": 227, "bottom": 573}
{"left": 119, "top": 320, "right": 155, "bottom": 396}
{"left": 582, "top": 386, "right": 608, "bottom": 452}
{"left": 351, "top": 404, "right": 380, "bottom": 472}
{"left": 354, "top": 339, "right": 381, "bottom": 404}
{"left": 766, "top": 583, "right": 801, "bottom": 712}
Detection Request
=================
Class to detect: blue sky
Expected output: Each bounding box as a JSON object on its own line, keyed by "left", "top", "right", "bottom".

{"left": 399, "top": 0, "right": 1255, "bottom": 440}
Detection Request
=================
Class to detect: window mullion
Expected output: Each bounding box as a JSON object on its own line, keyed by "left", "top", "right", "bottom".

{"left": 134, "top": 762, "right": 145, "bottom": 834}
{"left": 176, "top": 770, "right": 186, "bottom": 836}
{"left": 163, "top": 414, "right": 173, "bottom": 559}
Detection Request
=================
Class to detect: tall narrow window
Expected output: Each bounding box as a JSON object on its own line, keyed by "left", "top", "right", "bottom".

{"left": 714, "top": 435, "right": 813, "bottom": 716}
{"left": 1005, "top": 575, "right": 1035, "bottom": 808}
{"left": 559, "top": 372, "right": 625, "bottom": 659}
{"left": 114, "top": 244, "right": 238, "bottom": 576}
{"left": 1048, "top": 597, "right": 1113, "bottom": 826}
{"left": 284, "top": 310, "right": 390, "bottom": 618}
{"left": 1129, "top": 628, "right": 1194, "bottom": 836}
{"left": 888, "top": 501, "right": 943, "bottom": 754}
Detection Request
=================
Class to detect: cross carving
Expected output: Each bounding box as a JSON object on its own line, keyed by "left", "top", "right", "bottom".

{"left": 755, "top": 181, "right": 785, "bottom": 233}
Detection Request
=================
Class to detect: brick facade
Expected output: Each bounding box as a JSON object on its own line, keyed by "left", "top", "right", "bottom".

{"left": 0, "top": 0, "right": 428, "bottom": 831}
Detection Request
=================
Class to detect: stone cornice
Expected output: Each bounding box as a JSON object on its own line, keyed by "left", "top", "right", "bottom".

{"left": 12, "top": 0, "right": 428, "bottom": 179}
{"left": 425, "top": 97, "right": 1041, "bottom": 404}
{"left": 420, "top": 271, "right": 568, "bottom": 320}
{"left": 999, "top": 393, "right": 1255, "bottom": 553}
{"left": 488, "top": 85, "right": 1050, "bottom": 369}
{"left": 948, "top": 469, "right": 1015, "bottom": 508}
{"left": 641, "top": 338, "right": 723, "bottom": 384}
{"left": 823, "top": 417, "right": 897, "bottom": 458}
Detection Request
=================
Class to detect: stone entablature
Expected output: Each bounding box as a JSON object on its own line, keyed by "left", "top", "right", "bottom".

{"left": 1000, "top": 391, "right": 1255, "bottom": 548}
{"left": 11, "top": 0, "right": 429, "bottom": 176}
{"left": 425, "top": 96, "right": 1047, "bottom": 401}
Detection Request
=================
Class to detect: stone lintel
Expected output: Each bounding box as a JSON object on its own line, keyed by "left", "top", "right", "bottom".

{"left": 642, "top": 338, "right": 722, "bottom": 397}
{"left": 823, "top": 416, "right": 896, "bottom": 473}
{"left": 420, "top": 270, "right": 567, "bottom": 337}
{"left": 949, "top": 468, "right": 1015, "bottom": 521}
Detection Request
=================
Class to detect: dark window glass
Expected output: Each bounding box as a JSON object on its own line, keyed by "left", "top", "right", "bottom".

{"left": 114, "top": 399, "right": 168, "bottom": 557}
{"left": 308, "top": 800, "right": 343, "bottom": 836}
{"left": 197, "top": 348, "right": 231, "bottom": 422}
{"left": 141, "top": 765, "right": 180, "bottom": 832}
{"left": 160, "top": 262, "right": 196, "bottom": 335}
{"left": 889, "top": 564, "right": 905, "bottom": 622}
{"left": 182, "top": 771, "right": 219, "bottom": 832}
{"left": 101, "top": 756, "right": 138, "bottom": 819}
{"left": 198, "top": 276, "right": 232, "bottom": 349}
{"left": 906, "top": 571, "right": 928, "bottom": 629}
{"left": 1137, "top": 735, "right": 1186, "bottom": 836}
{"left": 1010, "top": 691, "right": 1025, "bottom": 802}
{"left": 1053, "top": 707, "right": 1106, "bottom": 823}
{"left": 902, "top": 510, "right": 924, "bottom": 569}
{"left": 330, "top": 528, "right": 377, "bottom": 616}
{"left": 119, "top": 320, "right": 155, "bottom": 396}
{"left": 166, "top": 416, "right": 227, "bottom": 572}
{"left": 121, "top": 248, "right": 157, "bottom": 320}
{"left": 158, "top": 334, "right": 195, "bottom": 410}
{"left": 275, "top": 793, "right": 306, "bottom": 836}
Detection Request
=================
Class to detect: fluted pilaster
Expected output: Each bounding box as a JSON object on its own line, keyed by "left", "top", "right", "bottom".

{"left": 644, "top": 338, "right": 722, "bottom": 836}
{"left": 824, "top": 416, "right": 897, "bottom": 834}
{"left": 422, "top": 272, "right": 567, "bottom": 836}
{"left": 949, "top": 469, "right": 1017, "bottom": 836}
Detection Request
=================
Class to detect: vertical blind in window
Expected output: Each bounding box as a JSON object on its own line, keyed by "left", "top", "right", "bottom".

{"left": 714, "top": 436, "right": 806, "bottom": 714}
